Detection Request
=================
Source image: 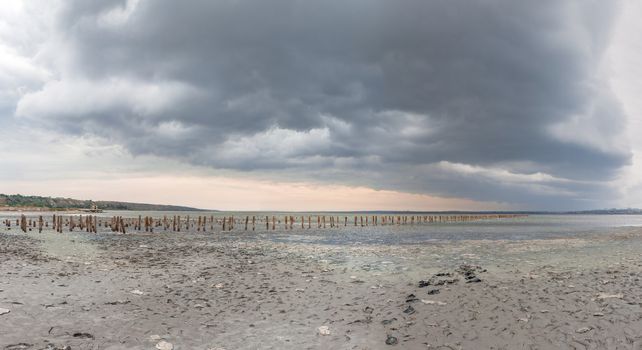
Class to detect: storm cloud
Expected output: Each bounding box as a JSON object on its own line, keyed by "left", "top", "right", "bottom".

{"left": 12, "top": 0, "right": 632, "bottom": 209}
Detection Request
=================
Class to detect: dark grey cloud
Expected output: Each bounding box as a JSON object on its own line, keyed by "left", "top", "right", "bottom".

{"left": 16, "top": 0, "right": 631, "bottom": 209}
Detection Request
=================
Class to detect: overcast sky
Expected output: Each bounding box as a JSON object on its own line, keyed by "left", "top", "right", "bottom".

{"left": 1, "top": 0, "right": 641, "bottom": 211}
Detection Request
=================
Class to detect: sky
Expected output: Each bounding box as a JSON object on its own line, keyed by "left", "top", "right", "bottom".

{"left": 0, "top": 0, "right": 641, "bottom": 211}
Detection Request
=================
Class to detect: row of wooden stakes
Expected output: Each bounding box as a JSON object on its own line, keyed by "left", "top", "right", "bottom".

{"left": 3, "top": 214, "right": 525, "bottom": 234}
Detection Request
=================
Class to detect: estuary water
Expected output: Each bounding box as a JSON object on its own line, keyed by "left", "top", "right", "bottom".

{"left": 4, "top": 211, "right": 642, "bottom": 245}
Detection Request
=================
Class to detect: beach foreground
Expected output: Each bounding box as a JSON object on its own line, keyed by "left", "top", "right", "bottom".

{"left": 1, "top": 224, "right": 642, "bottom": 349}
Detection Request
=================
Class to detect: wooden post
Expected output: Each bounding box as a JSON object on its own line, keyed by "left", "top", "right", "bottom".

{"left": 20, "top": 214, "right": 26, "bottom": 233}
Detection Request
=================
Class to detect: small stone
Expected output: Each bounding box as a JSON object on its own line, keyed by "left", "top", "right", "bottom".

{"left": 149, "top": 334, "right": 162, "bottom": 341}
{"left": 381, "top": 318, "right": 396, "bottom": 325}
{"left": 405, "top": 294, "right": 419, "bottom": 303}
{"left": 214, "top": 283, "right": 224, "bottom": 289}
{"left": 156, "top": 340, "right": 174, "bottom": 350}
{"left": 72, "top": 332, "right": 94, "bottom": 339}
{"left": 575, "top": 327, "right": 592, "bottom": 334}
{"left": 385, "top": 335, "right": 398, "bottom": 345}
{"left": 130, "top": 289, "right": 144, "bottom": 295}
{"left": 0, "top": 308, "right": 10, "bottom": 315}
{"left": 317, "top": 326, "right": 331, "bottom": 335}
{"left": 596, "top": 293, "right": 623, "bottom": 300}
{"left": 418, "top": 280, "right": 430, "bottom": 288}
{"left": 593, "top": 312, "right": 604, "bottom": 317}
{"left": 403, "top": 305, "right": 415, "bottom": 314}
{"left": 426, "top": 289, "right": 440, "bottom": 295}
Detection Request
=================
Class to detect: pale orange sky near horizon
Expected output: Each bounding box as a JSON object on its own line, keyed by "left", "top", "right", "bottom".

{"left": 0, "top": 176, "right": 509, "bottom": 211}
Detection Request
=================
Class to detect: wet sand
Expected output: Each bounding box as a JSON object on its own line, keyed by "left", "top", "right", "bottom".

{"left": 1, "top": 225, "right": 642, "bottom": 349}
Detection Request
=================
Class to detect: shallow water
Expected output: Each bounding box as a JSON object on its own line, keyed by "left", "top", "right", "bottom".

{"left": 3, "top": 211, "right": 642, "bottom": 245}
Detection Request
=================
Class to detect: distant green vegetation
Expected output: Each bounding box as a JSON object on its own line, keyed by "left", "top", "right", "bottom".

{"left": 0, "top": 194, "right": 205, "bottom": 211}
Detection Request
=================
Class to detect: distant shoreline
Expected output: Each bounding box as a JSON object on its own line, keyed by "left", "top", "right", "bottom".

{"left": 1, "top": 206, "right": 641, "bottom": 215}
{"left": 0, "top": 206, "right": 79, "bottom": 212}
{"left": 0, "top": 194, "right": 207, "bottom": 212}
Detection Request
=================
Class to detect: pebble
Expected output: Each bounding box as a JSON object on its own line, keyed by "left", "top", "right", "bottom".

{"left": 156, "top": 340, "right": 174, "bottom": 350}
{"left": 403, "top": 305, "right": 415, "bottom": 314}
{"left": 381, "top": 318, "right": 396, "bottom": 325}
{"left": 575, "top": 327, "right": 592, "bottom": 334}
{"left": 130, "top": 289, "right": 144, "bottom": 295}
{"left": 596, "top": 293, "right": 623, "bottom": 300}
{"left": 317, "top": 326, "right": 331, "bottom": 335}
{"left": 0, "top": 308, "right": 10, "bottom": 315}
{"left": 385, "top": 335, "right": 398, "bottom": 345}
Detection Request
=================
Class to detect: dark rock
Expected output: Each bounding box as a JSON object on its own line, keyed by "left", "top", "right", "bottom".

{"left": 403, "top": 305, "right": 415, "bottom": 315}
{"left": 433, "top": 278, "right": 459, "bottom": 286}
{"left": 466, "top": 277, "right": 482, "bottom": 283}
{"left": 381, "top": 318, "right": 397, "bottom": 325}
{"left": 426, "top": 289, "right": 440, "bottom": 295}
{"left": 405, "top": 294, "right": 419, "bottom": 303}
{"left": 418, "top": 280, "right": 430, "bottom": 288}
{"left": 72, "top": 332, "right": 93, "bottom": 339}
{"left": 385, "top": 335, "right": 398, "bottom": 345}
{"left": 363, "top": 306, "right": 374, "bottom": 314}
{"left": 435, "top": 272, "right": 452, "bottom": 277}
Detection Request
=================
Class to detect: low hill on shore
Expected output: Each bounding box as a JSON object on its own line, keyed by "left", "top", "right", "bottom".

{"left": 0, "top": 194, "right": 205, "bottom": 211}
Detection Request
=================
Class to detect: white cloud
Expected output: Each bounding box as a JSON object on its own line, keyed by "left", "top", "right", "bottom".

{"left": 211, "top": 126, "right": 333, "bottom": 164}
{"left": 608, "top": 0, "right": 642, "bottom": 207}
{"left": 97, "top": 0, "right": 141, "bottom": 28}
{"left": 436, "top": 161, "right": 568, "bottom": 184}
{"left": 16, "top": 77, "right": 199, "bottom": 119}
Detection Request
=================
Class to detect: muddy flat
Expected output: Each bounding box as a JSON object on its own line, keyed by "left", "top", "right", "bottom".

{"left": 1, "top": 219, "right": 642, "bottom": 349}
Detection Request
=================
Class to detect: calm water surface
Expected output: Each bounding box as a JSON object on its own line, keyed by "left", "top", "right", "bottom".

{"left": 3, "top": 212, "right": 642, "bottom": 245}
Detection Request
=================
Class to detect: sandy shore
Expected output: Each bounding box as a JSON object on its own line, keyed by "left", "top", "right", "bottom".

{"left": 1, "top": 226, "right": 642, "bottom": 349}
